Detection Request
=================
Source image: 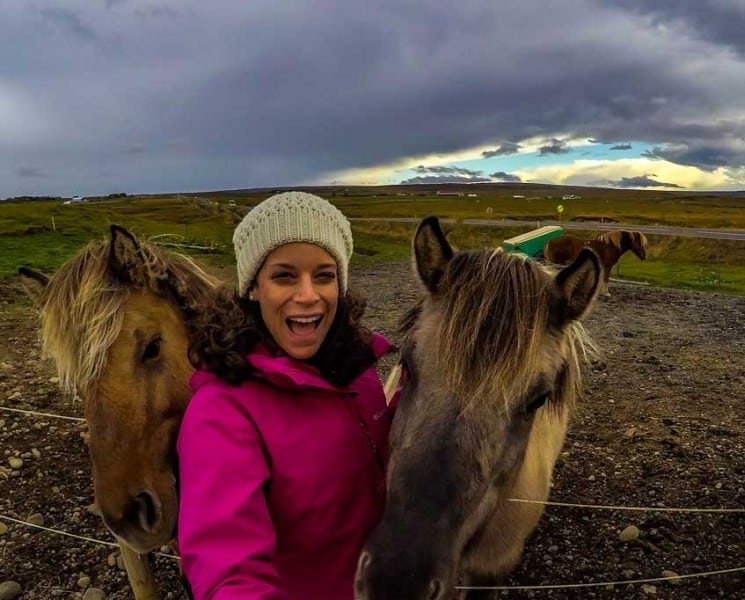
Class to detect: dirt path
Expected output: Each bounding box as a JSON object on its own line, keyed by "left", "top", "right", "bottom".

{"left": 0, "top": 262, "right": 743, "bottom": 599}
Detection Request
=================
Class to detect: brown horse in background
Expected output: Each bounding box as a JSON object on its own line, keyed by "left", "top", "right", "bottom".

{"left": 19, "top": 225, "right": 220, "bottom": 554}
{"left": 356, "top": 216, "right": 601, "bottom": 600}
{"left": 543, "top": 230, "right": 648, "bottom": 296}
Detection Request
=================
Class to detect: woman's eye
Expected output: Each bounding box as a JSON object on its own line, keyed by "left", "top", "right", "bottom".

{"left": 271, "top": 272, "right": 293, "bottom": 280}
{"left": 317, "top": 272, "right": 336, "bottom": 281}
{"left": 141, "top": 338, "right": 161, "bottom": 362}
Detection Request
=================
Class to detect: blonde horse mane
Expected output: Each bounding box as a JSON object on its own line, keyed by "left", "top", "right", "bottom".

{"left": 405, "top": 249, "right": 595, "bottom": 411}
{"left": 35, "top": 238, "right": 219, "bottom": 396}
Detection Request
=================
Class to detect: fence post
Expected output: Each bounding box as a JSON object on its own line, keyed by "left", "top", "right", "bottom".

{"left": 119, "top": 543, "right": 160, "bottom": 599}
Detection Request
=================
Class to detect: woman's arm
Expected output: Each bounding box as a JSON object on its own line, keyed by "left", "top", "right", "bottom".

{"left": 177, "top": 386, "right": 284, "bottom": 600}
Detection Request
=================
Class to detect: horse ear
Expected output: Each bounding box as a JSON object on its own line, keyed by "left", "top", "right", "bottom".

{"left": 551, "top": 248, "right": 601, "bottom": 325}
{"left": 18, "top": 267, "right": 49, "bottom": 308}
{"left": 109, "top": 224, "right": 144, "bottom": 283}
{"left": 413, "top": 216, "right": 454, "bottom": 292}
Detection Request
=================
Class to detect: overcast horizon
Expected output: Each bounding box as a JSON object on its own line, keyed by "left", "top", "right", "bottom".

{"left": 3, "top": 1, "right": 745, "bottom": 199}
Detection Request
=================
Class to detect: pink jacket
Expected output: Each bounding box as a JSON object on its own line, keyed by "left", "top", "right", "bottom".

{"left": 177, "top": 334, "right": 393, "bottom": 600}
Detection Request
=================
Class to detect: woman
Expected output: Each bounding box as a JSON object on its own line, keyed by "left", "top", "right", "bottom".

{"left": 177, "top": 191, "right": 395, "bottom": 599}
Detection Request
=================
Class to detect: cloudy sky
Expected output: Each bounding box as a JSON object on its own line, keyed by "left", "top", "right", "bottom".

{"left": 2, "top": 0, "right": 745, "bottom": 198}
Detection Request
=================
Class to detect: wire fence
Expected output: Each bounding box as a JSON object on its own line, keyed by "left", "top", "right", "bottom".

{"left": 1, "top": 403, "right": 743, "bottom": 593}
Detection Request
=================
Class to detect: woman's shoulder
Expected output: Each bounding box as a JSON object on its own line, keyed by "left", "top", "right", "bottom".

{"left": 370, "top": 332, "right": 392, "bottom": 359}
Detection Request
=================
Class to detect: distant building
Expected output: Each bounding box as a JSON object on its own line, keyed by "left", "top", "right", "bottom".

{"left": 436, "top": 191, "right": 464, "bottom": 196}
{"left": 513, "top": 195, "right": 525, "bottom": 199}
{"left": 562, "top": 194, "right": 580, "bottom": 200}
{"left": 467, "top": 193, "right": 478, "bottom": 197}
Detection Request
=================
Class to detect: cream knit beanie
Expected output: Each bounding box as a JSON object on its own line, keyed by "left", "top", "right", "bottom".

{"left": 233, "top": 191, "right": 353, "bottom": 296}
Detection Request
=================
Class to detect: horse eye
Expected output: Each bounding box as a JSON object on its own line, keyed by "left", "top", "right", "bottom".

{"left": 141, "top": 337, "right": 162, "bottom": 362}
{"left": 526, "top": 393, "right": 549, "bottom": 413}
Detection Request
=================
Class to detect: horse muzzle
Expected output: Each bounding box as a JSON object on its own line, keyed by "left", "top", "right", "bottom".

{"left": 101, "top": 487, "right": 176, "bottom": 554}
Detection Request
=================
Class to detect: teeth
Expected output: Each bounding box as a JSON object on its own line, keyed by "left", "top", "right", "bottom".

{"left": 288, "top": 316, "right": 321, "bottom": 324}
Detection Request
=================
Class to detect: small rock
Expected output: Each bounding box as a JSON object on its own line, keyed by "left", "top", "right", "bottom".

{"left": 619, "top": 525, "right": 640, "bottom": 542}
{"left": 82, "top": 588, "right": 106, "bottom": 600}
{"left": 77, "top": 576, "right": 91, "bottom": 589}
{"left": 0, "top": 523, "right": 7, "bottom": 535}
{"left": 86, "top": 503, "right": 101, "bottom": 517}
{"left": 31, "top": 448, "right": 41, "bottom": 459}
{"left": 661, "top": 570, "right": 681, "bottom": 584}
{"left": 641, "top": 583, "right": 657, "bottom": 595}
{"left": 623, "top": 427, "right": 636, "bottom": 438}
{"left": 116, "top": 553, "right": 126, "bottom": 571}
{"left": 0, "top": 581, "right": 22, "bottom": 600}
{"left": 106, "top": 553, "right": 117, "bottom": 567}
{"left": 7, "top": 458, "right": 23, "bottom": 470}
{"left": 27, "top": 513, "right": 44, "bottom": 527}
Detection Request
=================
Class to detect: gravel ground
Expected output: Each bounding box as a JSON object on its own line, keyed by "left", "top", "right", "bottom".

{"left": 0, "top": 260, "right": 743, "bottom": 599}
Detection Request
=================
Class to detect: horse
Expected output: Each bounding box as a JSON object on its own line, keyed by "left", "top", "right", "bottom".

{"left": 355, "top": 216, "right": 601, "bottom": 600}
{"left": 543, "top": 230, "right": 648, "bottom": 296}
{"left": 19, "top": 225, "right": 220, "bottom": 555}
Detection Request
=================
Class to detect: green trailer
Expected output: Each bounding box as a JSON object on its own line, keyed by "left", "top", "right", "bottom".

{"left": 502, "top": 225, "right": 563, "bottom": 258}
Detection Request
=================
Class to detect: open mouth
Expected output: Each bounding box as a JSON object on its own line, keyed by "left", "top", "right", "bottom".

{"left": 286, "top": 315, "right": 323, "bottom": 335}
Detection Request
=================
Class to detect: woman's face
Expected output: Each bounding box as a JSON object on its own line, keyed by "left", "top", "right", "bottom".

{"left": 251, "top": 242, "right": 340, "bottom": 360}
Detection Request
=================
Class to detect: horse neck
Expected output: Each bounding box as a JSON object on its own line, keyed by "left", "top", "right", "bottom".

{"left": 590, "top": 238, "right": 623, "bottom": 265}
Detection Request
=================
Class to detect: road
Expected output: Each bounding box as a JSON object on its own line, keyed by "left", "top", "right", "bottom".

{"left": 350, "top": 217, "right": 745, "bottom": 241}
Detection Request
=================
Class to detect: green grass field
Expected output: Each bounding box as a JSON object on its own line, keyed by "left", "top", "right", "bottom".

{"left": 1, "top": 186, "right": 744, "bottom": 294}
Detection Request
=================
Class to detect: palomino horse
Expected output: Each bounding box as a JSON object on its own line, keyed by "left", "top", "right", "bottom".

{"left": 356, "top": 216, "right": 601, "bottom": 600}
{"left": 543, "top": 229, "right": 648, "bottom": 296}
{"left": 19, "top": 226, "right": 219, "bottom": 555}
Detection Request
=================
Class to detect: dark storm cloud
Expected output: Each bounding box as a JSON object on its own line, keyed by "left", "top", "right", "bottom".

{"left": 400, "top": 175, "right": 492, "bottom": 185}
{"left": 1, "top": 0, "right": 744, "bottom": 196}
{"left": 610, "top": 143, "right": 632, "bottom": 150}
{"left": 414, "top": 165, "right": 484, "bottom": 177}
{"left": 608, "top": 0, "right": 745, "bottom": 57}
{"left": 482, "top": 142, "right": 521, "bottom": 157}
{"left": 538, "top": 139, "right": 570, "bottom": 155}
{"left": 17, "top": 167, "right": 46, "bottom": 178}
{"left": 490, "top": 171, "right": 522, "bottom": 182}
{"left": 39, "top": 7, "right": 98, "bottom": 42}
{"left": 610, "top": 175, "right": 683, "bottom": 188}
{"left": 643, "top": 142, "right": 744, "bottom": 172}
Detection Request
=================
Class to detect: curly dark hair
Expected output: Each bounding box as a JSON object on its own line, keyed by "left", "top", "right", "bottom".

{"left": 187, "top": 284, "right": 378, "bottom": 388}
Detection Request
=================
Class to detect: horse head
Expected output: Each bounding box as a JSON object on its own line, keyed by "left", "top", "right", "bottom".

{"left": 627, "top": 230, "right": 648, "bottom": 261}
{"left": 356, "top": 216, "right": 600, "bottom": 599}
{"left": 19, "top": 225, "right": 219, "bottom": 553}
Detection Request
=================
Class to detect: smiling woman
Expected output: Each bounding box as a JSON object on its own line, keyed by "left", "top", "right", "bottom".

{"left": 179, "top": 192, "right": 396, "bottom": 600}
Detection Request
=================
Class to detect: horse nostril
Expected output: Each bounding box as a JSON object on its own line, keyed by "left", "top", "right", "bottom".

{"left": 125, "top": 489, "right": 162, "bottom": 533}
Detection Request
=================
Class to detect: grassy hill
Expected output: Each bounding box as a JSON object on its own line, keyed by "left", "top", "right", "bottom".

{"left": 1, "top": 185, "right": 744, "bottom": 294}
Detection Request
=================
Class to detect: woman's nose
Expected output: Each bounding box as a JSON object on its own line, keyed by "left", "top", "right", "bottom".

{"left": 294, "top": 276, "right": 320, "bottom": 303}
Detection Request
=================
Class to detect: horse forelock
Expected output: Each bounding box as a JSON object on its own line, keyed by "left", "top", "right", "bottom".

{"left": 633, "top": 231, "right": 648, "bottom": 250}
{"left": 423, "top": 251, "right": 551, "bottom": 405}
{"left": 37, "top": 237, "right": 218, "bottom": 396}
{"left": 404, "top": 249, "right": 594, "bottom": 411}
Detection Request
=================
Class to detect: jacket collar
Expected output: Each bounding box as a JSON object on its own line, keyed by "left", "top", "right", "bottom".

{"left": 190, "top": 333, "right": 391, "bottom": 394}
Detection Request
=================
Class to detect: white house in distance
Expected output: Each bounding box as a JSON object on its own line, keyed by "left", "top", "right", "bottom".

{"left": 63, "top": 195, "right": 86, "bottom": 205}
{"left": 562, "top": 194, "right": 581, "bottom": 200}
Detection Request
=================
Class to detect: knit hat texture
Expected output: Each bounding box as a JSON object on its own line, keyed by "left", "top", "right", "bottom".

{"left": 233, "top": 191, "right": 353, "bottom": 296}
